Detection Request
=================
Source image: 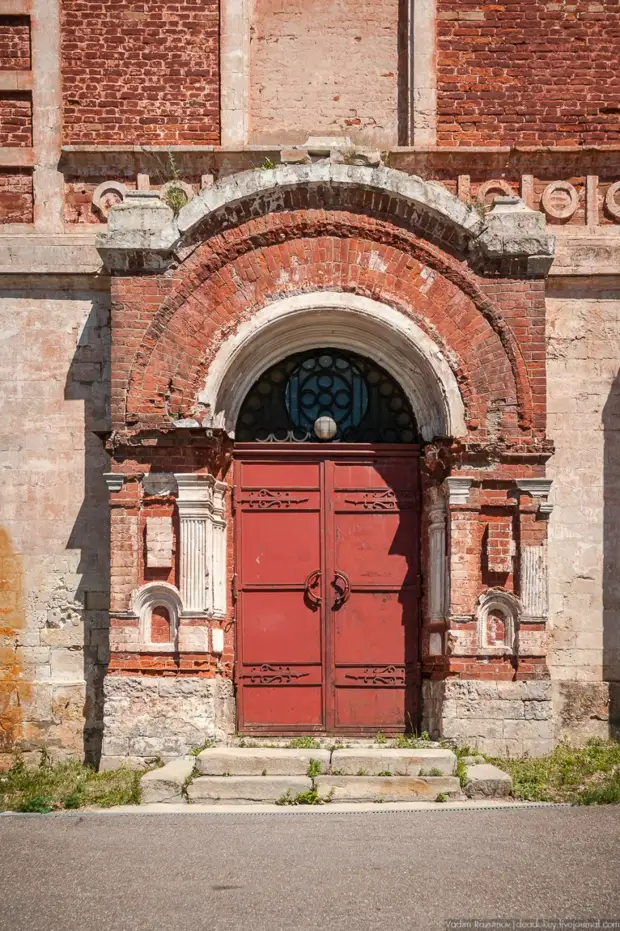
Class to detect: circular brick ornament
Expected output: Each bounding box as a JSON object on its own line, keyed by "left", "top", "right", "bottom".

{"left": 604, "top": 181, "right": 620, "bottom": 221}
{"left": 476, "top": 179, "right": 513, "bottom": 206}
{"left": 541, "top": 181, "right": 579, "bottom": 220}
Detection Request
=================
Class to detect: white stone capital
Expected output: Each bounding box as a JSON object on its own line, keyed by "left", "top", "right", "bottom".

{"left": 444, "top": 476, "right": 473, "bottom": 506}
{"left": 103, "top": 472, "right": 124, "bottom": 493}
{"left": 516, "top": 478, "right": 553, "bottom": 514}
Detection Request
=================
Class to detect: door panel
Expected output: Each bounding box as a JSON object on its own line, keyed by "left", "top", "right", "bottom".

{"left": 335, "top": 686, "right": 416, "bottom": 729}
{"left": 235, "top": 446, "right": 420, "bottom": 735}
{"left": 332, "top": 591, "right": 413, "bottom": 663}
{"left": 334, "top": 510, "right": 418, "bottom": 585}
{"left": 242, "top": 686, "right": 324, "bottom": 728}
{"left": 236, "top": 459, "right": 324, "bottom": 732}
{"left": 237, "top": 509, "right": 320, "bottom": 585}
{"left": 241, "top": 591, "right": 322, "bottom": 663}
{"left": 328, "top": 455, "right": 420, "bottom": 733}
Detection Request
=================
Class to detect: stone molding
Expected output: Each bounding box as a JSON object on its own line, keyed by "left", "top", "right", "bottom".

{"left": 96, "top": 164, "right": 555, "bottom": 277}
{"left": 520, "top": 544, "right": 548, "bottom": 622}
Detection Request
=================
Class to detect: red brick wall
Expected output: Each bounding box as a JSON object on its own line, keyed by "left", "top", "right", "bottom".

{"left": 437, "top": 1, "right": 620, "bottom": 145}
{"left": 0, "top": 16, "right": 31, "bottom": 70}
{"left": 61, "top": 0, "right": 220, "bottom": 145}
{"left": 0, "top": 169, "right": 33, "bottom": 223}
{"left": 0, "top": 93, "right": 32, "bottom": 146}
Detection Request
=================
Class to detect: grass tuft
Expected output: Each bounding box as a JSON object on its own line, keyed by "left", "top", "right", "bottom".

{"left": 487, "top": 739, "right": 620, "bottom": 805}
{"left": 0, "top": 758, "right": 143, "bottom": 813}
{"left": 288, "top": 736, "right": 320, "bottom": 749}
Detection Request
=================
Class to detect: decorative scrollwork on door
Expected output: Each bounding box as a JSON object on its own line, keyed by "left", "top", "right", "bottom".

{"left": 239, "top": 489, "right": 310, "bottom": 509}
{"left": 343, "top": 490, "right": 417, "bottom": 511}
{"left": 344, "top": 665, "right": 407, "bottom": 686}
{"left": 240, "top": 664, "right": 310, "bottom": 684}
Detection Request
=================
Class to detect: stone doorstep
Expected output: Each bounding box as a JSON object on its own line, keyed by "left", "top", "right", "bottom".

{"left": 187, "top": 776, "right": 313, "bottom": 804}
{"left": 195, "top": 746, "right": 457, "bottom": 777}
{"left": 139, "top": 752, "right": 512, "bottom": 807}
{"left": 196, "top": 747, "right": 331, "bottom": 776}
{"left": 140, "top": 757, "right": 195, "bottom": 805}
{"left": 330, "top": 748, "right": 456, "bottom": 776}
{"left": 315, "top": 775, "right": 463, "bottom": 802}
{"left": 464, "top": 763, "right": 513, "bottom": 799}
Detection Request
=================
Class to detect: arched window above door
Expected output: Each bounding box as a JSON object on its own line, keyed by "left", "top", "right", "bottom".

{"left": 236, "top": 348, "right": 419, "bottom": 443}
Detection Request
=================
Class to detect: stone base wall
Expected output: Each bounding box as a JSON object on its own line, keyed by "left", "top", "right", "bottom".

{"left": 422, "top": 679, "right": 554, "bottom": 757}
{"left": 100, "top": 675, "right": 235, "bottom": 770}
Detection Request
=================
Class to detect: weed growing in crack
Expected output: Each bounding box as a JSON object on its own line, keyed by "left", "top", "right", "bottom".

{"left": 307, "top": 759, "right": 323, "bottom": 779}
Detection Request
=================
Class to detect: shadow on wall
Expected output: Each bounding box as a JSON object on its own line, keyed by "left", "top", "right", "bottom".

{"left": 64, "top": 290, "right": 111, "bottom": 768}
{"left": 603, "top": 368, "right": 620, "bottom": 739}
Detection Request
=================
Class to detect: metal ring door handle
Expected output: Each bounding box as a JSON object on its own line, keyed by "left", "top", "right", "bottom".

{"left": 332, "top": 570, "right": 351, "bottom": 609}
{"left": 304, "top": 569, "right": 322, "bottom": 607}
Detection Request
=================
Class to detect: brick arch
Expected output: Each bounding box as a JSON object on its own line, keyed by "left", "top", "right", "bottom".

{"left": 118, "top": 210, "right": 538, "bottom": 441}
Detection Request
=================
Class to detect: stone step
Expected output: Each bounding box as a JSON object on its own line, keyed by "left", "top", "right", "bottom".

{"left": 187, "top": 776, "right": 313, "bottom": 804}
{"left": 140, "top": 757, "right": 195, "bottom": 804}
{"left": 330, "top": 748, "right": 456, "bottom": 776}
{"left": 464, "top": 763, "right": 513, "bottom": 799}
{"left": 196, "top": 747, "right": 331, "bottom": 776}
{"left": 315, "top": 775, "right": 462, "bottom": 802}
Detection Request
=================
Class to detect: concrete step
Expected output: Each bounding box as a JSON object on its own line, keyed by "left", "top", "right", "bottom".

{"left": 188, "top": 776, "right": 313, "bottom": 804}
{"left": 140, "top": 757, "right": 194, "bottom": 804}
{"left": 196, "top": 747, "right": 331, "bottom": 776}
{"left": 315, "top": 775, "right": 462, "bottom": 802}
{"left": 330, "top": 748, "right": 456, "bottom": 776}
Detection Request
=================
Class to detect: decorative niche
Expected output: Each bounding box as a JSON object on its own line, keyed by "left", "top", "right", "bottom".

{"left": 476, "top": 589, "right": 520, "bottom": 656}
{"left": 131, "top": 581, "right": 182, "bottom": 652}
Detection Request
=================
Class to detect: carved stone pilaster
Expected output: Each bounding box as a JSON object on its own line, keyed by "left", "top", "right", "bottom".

{"left": 428, "top": 488, "right": 447, "bottom": 622}
{"left": 211, "top": 480, "right": 228, "bottom": 619}
{"left": 520, "top": 544, "right": 548, "bottom": 621}
{"left": 174, "top": 473, "right": 228, "bottom": 617}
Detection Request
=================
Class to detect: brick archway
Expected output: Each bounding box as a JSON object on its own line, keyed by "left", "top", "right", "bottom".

{"left": 113, "top": 210, "right": 540, "bottom": 444}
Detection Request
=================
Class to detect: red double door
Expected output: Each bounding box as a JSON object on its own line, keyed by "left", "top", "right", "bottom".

{"left": 234, "top": 445, "right": 421, "bottom": 736}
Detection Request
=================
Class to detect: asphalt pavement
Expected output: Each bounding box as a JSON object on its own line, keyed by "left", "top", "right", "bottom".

{"left": 0, "top": 805, "right": 619, "bottom": 931}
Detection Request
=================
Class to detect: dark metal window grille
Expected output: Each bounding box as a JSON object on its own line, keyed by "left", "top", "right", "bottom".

{"left": 236, "top": 348, "right": 419, "bottom": 443}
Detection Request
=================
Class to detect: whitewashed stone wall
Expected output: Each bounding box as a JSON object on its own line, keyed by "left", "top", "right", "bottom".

{"left": 547, "top": 279, "right": 620, "bottom": 742}
{"left": 0, "top": 279, "right": 110, "bottom": 766}
{"left": 100, "top": 676, "right": 235, "bottom": 769}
